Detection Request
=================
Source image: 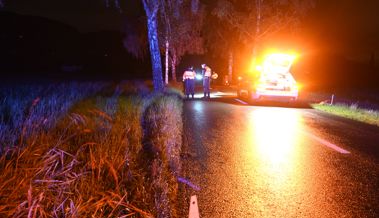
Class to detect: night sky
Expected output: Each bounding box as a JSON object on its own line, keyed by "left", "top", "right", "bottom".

{"left": 306, "top": 0, "right": 379, "bottom": 62}
{"left": 4, "top": 0, "right": 128, "bottom": 32}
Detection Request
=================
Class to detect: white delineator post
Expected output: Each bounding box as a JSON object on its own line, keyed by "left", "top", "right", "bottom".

{"left": 330, "top": 94, "right": 335, "bottom": 105}
{"left": 188, "top": 195, "right": 200, "bottom": 218}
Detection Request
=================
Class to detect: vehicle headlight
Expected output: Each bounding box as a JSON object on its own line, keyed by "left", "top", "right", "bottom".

{"left": 292, "top": 83, "right": 300, "bottom": 91}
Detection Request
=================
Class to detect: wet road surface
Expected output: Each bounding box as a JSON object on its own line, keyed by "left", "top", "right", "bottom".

{"left": 179, "top": 88, "right": 379, "bottom": 217}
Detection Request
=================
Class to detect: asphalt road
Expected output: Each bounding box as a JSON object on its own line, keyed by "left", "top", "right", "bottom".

{"left": 179, "top": 87, "right": 379, "bottom": 218}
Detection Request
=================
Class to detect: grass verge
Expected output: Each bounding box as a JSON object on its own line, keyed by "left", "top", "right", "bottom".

{"left": 0, "top": 81, "right": 184, "bottom": 217}
{"left": 312, "top": 103, "right": 379, "bottom": 127}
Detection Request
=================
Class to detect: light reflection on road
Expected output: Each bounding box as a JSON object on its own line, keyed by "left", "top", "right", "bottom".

{"left": 251, "top": 107, "right": 301, "bottom": 168}
{"left": 244, "top": 107, "right": 307, "bottom": 207}
{"left": 192, "top": 101, "right": 207, "bottom": 130}
{"left": 193, "top": 101, "right": 204, "bottom": 113}
{"left": 184, "top": 99, "right": 370, "bottom": 217}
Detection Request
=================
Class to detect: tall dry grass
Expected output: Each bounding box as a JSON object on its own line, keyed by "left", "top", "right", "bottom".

{"left": 0, "top": 82, "right": 184, "bottom": 217}
{"left": 142, "top": 94, "right": 183, "bottom": 218}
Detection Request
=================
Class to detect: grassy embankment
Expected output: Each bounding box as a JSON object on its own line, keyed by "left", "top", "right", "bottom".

{"left": 0, "top": 81, "right": 184, "bottom": 217}
{"left": 312, "top": 103, "right": 379, "bottom": 127}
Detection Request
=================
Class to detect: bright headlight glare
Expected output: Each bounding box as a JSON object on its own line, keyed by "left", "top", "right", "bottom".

{"left": 293, "top": 83, "right": 300, "bottom": 91}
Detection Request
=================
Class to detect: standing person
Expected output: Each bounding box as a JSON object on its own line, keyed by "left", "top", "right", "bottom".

{"left": 201, "top": 64, "right": 212, "bottom": 98}
{"left": 183, "top": 66, "right": 196, "bottom": 99}
{"left": 189, "top": 67, "right": 196, "bottom": 98}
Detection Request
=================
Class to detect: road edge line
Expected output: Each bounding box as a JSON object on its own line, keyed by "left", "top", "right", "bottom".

{"left": 302, "top": 131, "right": 350, "bottom": 154}
{"left": 235, "top": 98, "right": 248, "bottom": 105}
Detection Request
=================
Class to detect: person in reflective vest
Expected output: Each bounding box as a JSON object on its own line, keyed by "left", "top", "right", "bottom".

{"left": 201, "top": 64, "right": 212, "bottom": 98}
{"left": 182, "top": 66, "right": 196, "bottom": 99}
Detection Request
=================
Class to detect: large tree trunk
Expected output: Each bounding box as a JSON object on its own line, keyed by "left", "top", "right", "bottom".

{"left": 191, "top": 0, "right": 199, "bottom": 13}
{"left": 228, "top": 51, "right": 233, "bottom": 83}
{"left": 143, "top": 0, "right": 164, "bottom": 91}
{"left": 165, "top": 38, "right": 169, "bottom": 84}
{"left": 171, "top": 51, "right": 177, "bottom": 82}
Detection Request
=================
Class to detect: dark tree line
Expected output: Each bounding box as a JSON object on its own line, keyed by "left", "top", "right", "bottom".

{"left": 120, "top": 0, "right": 315, "bottom": 89}
{"left": 120, "top": 0, "right": 204, "bottom": 90}
{"left": 210, "top": 0, "right": 315, "bottom": 80}
{"left": 1, "top": 0, "right": 316, "bottom": 91}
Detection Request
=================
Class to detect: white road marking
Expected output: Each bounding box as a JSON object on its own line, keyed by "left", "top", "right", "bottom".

{"left": 235, "top": 98, "right": 248, "bottom": 105}
{"left": 188, "top": 195, "right": 200, "bottom": 218}
{"left": 301, "top": 131, "right": 351, "bottom": 154}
